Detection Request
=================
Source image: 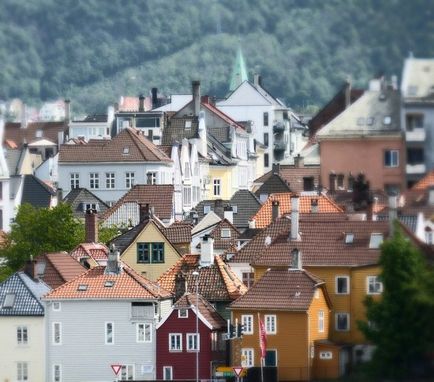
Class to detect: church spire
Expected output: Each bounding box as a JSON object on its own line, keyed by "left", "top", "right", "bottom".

{"left": 229, "top": 46, "right": 248, "bottom": 92}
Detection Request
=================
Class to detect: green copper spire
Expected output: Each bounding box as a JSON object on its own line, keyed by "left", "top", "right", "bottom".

{"left": 229, "top": 47, "right": 248, "bottom": 92}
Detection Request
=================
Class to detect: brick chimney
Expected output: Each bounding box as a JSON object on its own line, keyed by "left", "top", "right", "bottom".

{"left": 272, "top": 163, "right": 280, "bottom": 175}
{"left": 290, "top": 194, "right": 300, "bottom": 241}
{"left": 175, "top": 272, "right": 187, "bottom": 301}
{"left": 139, "top": 203, "right": 150, "bottom": 222}
{"left": 24, "top": 259, "right": 37, "bottom": 279}
{"left": 139, "top": 94, "right": 145, "bottom": 112}
{"left": 85, "top": 209, "right": 98, "bottom": 243}
{"left": 294, "top": 154, "right": 304, "bottom": 168}
{"left": 192, "top": 81, "right": 201, "bottom": 117}
{"left": 272, "top": 200, "right": 280, "bottom": 221}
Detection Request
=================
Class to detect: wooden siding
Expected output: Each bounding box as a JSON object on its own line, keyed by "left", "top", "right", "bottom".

{"left": 121, "top": 221, "right": 181, "bottom": 281}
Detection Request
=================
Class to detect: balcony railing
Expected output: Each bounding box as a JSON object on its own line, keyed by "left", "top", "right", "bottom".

{"left": 406, "top": 163, "right": 426, "bottom": 174}
{"left": 405, "top": 128, "right": 425, "bottom": 142}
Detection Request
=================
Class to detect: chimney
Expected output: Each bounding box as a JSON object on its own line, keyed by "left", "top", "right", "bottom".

{"left": 388, "top": 193, "right": 398, "bottom": 235}
{"left": 253, "top": 73, "right": 262, "bottom": 87}
{"left": 85, "top": 209, "right": 98, "bottom": 243}
{"left": 428, "top": 186, "right": 434, "bottom": 206}
{"left": 200, "top": 234, "right": 214, "bottom": 266}
{"left": 224, "top": 205, "right": 234, "bottom": 224}
{"left": 290, "top": 194, "right": 300, "bottom": 241}
{"left": 106, "top": 244, "right": 121, "bottom": 275}
{"left": 151, "top": 88, "right": 158, "bottom": 109}
{"left": 192, "top": 80, "right": 201, "bottom": 117}
{"left": 56, "top": 188, "right": 63, "bottom": 203}
{"left": 344, "top": 79, "right": 351, "bottom": 109}
{"left": 139, "top": 203, "right": 150, "bottom": 222}
{"left": 272, "top": 163, "right": 280, "bottom": 175}
{"left": 311, "top": 198, "right": 319, "bottom": 213}
{"left": 291, "top": 249, "right": 302, "bottom": 270}
{"left": 248, "top": 219, "right": 256, "bottom": 229}
{"left": 175, "top": 272, "right": 187, "bottom": 301}
{"left": 24, "top": 258, "right": 37, "bottom": 279}
{"left": 139, "top": 94, "right": 145, "bottom": 112}
{"left": 57, "top": 131, "right": 64, "bottom": 151}
{"left": 201, "top": 95, "right": 211, "bottom": 104}
{"left": 294, "top": 154, "right": 304, "bottom": 168}
{"left": 107, "top": 105, "right": 115, "bottom": 128}
{"left": 20, "top": 104, "right": 27, "bottom": 129}
{"left": 64, "top": 99, "right": 71, "bottom": 124}
{"left": 272, "top": 200, "right": 280, "bottom": 221}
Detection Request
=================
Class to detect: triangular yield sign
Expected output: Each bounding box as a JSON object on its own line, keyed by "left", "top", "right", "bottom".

{"left": 111, "top": 364, "right": 122, "bottom": 375}
{"left": 233, "top": 366, "right": 244, "bottom": 377}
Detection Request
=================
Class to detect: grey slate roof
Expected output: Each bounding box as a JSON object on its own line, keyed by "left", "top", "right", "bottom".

{"left": 0, "top": 272, "right": 50, "bottom": 316}
{"left": 376, "top": 214, "right": 418, "bottom": 234}
{"left": 230, "top": 190, "right": 262, "bottom": 229}
{"left": 194, "top": 199, "right": 230, "bottom": 221}
{"left": 254, "top": 173, "right": 291, "bottom": 198}
{"left": 21, "top": 175, "right": 55, "bottom": 208}
{"left": 63, "top": 188, "right": 109, "bottom": 219}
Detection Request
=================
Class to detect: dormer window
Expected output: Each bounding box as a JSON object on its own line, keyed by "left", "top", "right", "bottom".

{"left": 221, "top": 228, "right": 231, "bottom": 238}
{"left": 178, "top": 309, "right": 188, "bottom": 318}
{"left": 369, "top": 233, "right": 383, "bottom": 249}
{"left": 77, "top": 284, "right": 88, "bottom": 291}
{"left": 345, "top": 233, "right": 354, "bottom": 244}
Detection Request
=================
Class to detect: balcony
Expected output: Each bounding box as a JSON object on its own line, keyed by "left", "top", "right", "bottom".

{"left": 273, "top": 120, "right": 285, "bottom": 134}
{"left": 273, "top": 140, "right": 286, "bottom": 152}
{"left": 405, "top": 128, "right": 425, "bottom": 142}
{"left": 406, "top": 163, "right": 426, "bottom": 175}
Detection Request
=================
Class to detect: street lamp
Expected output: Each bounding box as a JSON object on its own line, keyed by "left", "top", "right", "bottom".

{"left": 192, "top": 270, "right": 200, "bottom": 382}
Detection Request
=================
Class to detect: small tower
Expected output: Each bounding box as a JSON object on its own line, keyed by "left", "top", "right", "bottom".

{"left": 229, "top": 46, "right": 248, "bottom": 92}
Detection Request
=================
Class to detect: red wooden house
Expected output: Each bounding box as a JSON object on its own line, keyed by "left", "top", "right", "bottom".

{"left": 156, "top": 293, "right": 227, "bottom": 380}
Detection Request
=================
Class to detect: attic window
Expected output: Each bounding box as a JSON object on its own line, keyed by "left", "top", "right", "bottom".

{"left": 178, "top": 309, "right": 188, "bottom": 318}
{"left": 232, "top": 205, "right": 238, "bottom": 214}
{"left": 77, "top": 284, "right": 88, "bottom": 291}
{"left": 36, "top": 129, "right": 43, "bottom": 138}
{"left": 2, "top": 293, "right": 15, "bottom": 308}
{"left": 123, "top": 147, "right": 130, "bottom": 155}
{"left": 366, "top": 117, "right": 375, "bottom": 126}
{"left": 345, "top": 233, "right": 354, "bottom": 244}
{"left": 369, "top": 233, "right": 383, "bottom": 249}
{"left": 104, "top": 280, "right": 115, "bottom": 288}
{"left": 357, "top": 117, "right": 365, "bottom": 126}
{"left": 383, "top": 116, "right": 392, "bottom": 125}
{"left": 185, "top": 120, "right": 192, "bottom": 130}
{"left": 203, "top": 205, "right": 211, "bottom": 214}
{"left": 221, "top": 228, "right": 231, "bottom": 238}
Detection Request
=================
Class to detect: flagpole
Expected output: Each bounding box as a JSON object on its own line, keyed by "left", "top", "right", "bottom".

{"left": 258, "top": 313, "right": 264, "bottom": 382}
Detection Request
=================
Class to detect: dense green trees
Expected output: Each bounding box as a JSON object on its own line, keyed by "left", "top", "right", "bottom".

{"left": 0, "top": 0, "right": 433, "bottom": 113}
{"left": 359, "top": 228, "right": 434, "bottom": 379}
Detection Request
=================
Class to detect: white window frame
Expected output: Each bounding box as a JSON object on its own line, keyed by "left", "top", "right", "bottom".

{"left": 186, "top": 333, "right": 200, "bottom": 352}
{"left": 241, "top": 314, "right": 253, "bottom": 335}
{"left": 120, "top": 364, "right": 134, "bottom": 381}
{"left": 17, "top": 326, "right": 28, "bottom": 345}
{"left": 17, "top": 362, "right": 28, "bottom": 382}
{"left": 384, "top": 149, "right": 399, "bottom": 167}
{"left": 318, "top": 310, "right": 325, "bottom": 333}
{"left": 265, "top": 315, "right": 276, "bottom": 334}
{"left": 169, "top": 333, "right": 182, "bottom": 352}
{"left": 213, "top": 178, "right": 221, "bottom": 196}
{"left": 203, "top": 205, "right": 211, "bottom": 214}
{"left": 125, "top": 172, "right": 135, "bottom": 188}
{"left": 70, "top": 173, "right": 79, "bottom": 189}
{"left": 105, "top": 172, "right": 115, "bottom": 189}
{"left": 178, "top": 309, "right": 188, "bottom": 318}
{"left": 105, "top": 321, "right": 114, "bottom": 345}
{"left": 163, "top": 366, "right": 173, "bottom": 380}
{"left": 241, "top": 348, "right": 254, "bottom": 367}
{"left": 52, "top": 302, "right": 61, "bottom": 311}
{"left": 53, "top": 322, "right": 62, "bottom": 345}
{"left": 319, "top": 351, "right": 333, "bottom": 360}
{"left": 335, "top": 276, "right": 350, "bottom": 294}
{"left": 335, "top": 313, "right": 350, "bottom": 332}
{"left": 146, "top": 171, "right": 157, "bottom": 185}
{"left": 136, "top": 323, "right": 152, "bottom": 343}
{"left": 221, "top": 228, "right": 231, "bottom": 238}
{"left": 89, "top": 172, "right": 99, "bottom": 189}
{"left": 367, "top": 276, "right": 383, "bottom": 295}
{"left": 53, "top": 364, "right": 62, "bottom": 382}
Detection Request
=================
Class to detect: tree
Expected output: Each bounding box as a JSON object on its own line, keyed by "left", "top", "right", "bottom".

{"left": 359, "top": 227, "right": 434, "bottom": 378}
{"left": 0, "top": 203, "right": 83, "bottom": 279}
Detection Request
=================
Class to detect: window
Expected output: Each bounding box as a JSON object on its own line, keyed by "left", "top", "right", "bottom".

{"left": 131, "top": 302, "right": 154, "bottom": 320}
{"left": 384, "top": 150, "right": 399, "bottom": 167}
{"left": 348, "top": 174, "right": 355, "bottom": 191}
{"left": 3, "top": 292, "right": 15, "bottom": 308}
{"left": 185, "top": 120, "right": 192, "bottom": 129}
{"left": 335, "top": 313, "right": 350, "bottom": 331}
{"left": 203, "top": 205, "right": 211, "bottom": 214}
{"left": 137, "top": 242, "right": 165, "bottom": 264}
{"left": 89, "top": 173, "right": 99, "bottom": 189}
{"left": 336, "top": 276, "right": 350, "bottom": 294}
{"left": 263, "top": 112, "right": 269, "bottom": 126}
{"left": 137, "top": 243, "right": 150, "bottom": 263}
{"left": 17, "top": 362, "right": 28, "bottom": 382}
{"left": 242, "top": 272, "right": 254, "bottom": 288}
{"left": 106, "top": 172, "right": 115, "bottom": 189}
{"left": 105, "top": 322, "right": 114, "bottom": 344}
{"left": 425, "top": 230, "right": 433, "bottom": 245}
{"left": 265, "top": 350, "right": 277, "bottom": 367}
{"left": 70, "top": 173, "right": 79, "bottom": 189}
{"left": 146, "top": 172, "right": 157, "bottom": 185}
{"left": 125, "top": 172, "right": 135, "bottom": 188}
{"left": 137, "top": 323, "right": 152, "bottom": 343}
{"left": 187, "top": 333, "right": 200, "bottom": 351}
{"left": 183, "top": 187, "right": 192, "bottom": 207}
{"left": 151, "top": 243, "right": 164, "bottom": 263}
{"left": 178, "top": 309, "right": 188, "bottom": 318}
{"left": 221, "top": 228, "right": 231, "bottom": 238}
{"left": 337, "top": 174, "right": 344, "bottom": 189}
{"left": 318, "top": 310, "right": 324, "bottom": 333}
{"left": 17, "top": 326, "right": 28, "bottom": 345}
{"left": 123, "top": 146, "right": 130, "bottom": 155}
{"left": 120, "top": 365, "right": 134, "bottom": 381}
{"left": 213, "top": 179, "right": 221, "bottom": 196}
{"left": 53, "top": 364, "right": 62, "bottom": 382}
{"left": 406, "top": 114, "right": 424, "bottom": 130}
{"left": 241, "top": 315, "right": 253, "bottom": 335}
{"left": 53, "top": 302, "right": 61, "bottom": 311}
{"left": 184, "top": 162, "right": 190, "bottom": 179}
{"left": 53, "top": 322, "right": 61, "bottom": 345}
{"left": 345, "top": 233, "right": 354, "bottom": 244}
{"left": 264, "top": 153, "right": 269, "bottom": 168}
{"left": 383, "top": 116, "right": 392, "bottom": 125}
{"left": 83, "top": 202, "right": 98, "bottom": 212}
{"left": 265, "top": 315, "right": 276, "bottom": 334}
{"left": 303, "top": 177, "right": 314, "bottom": 191}
{"left": 77, "top": 284, "right": 88, "bottom": 291}
{"left": 407, "top": 148, "right": 425, "bottom": 165}
{"left": 263, "top": 133, "right": 269, "bottom": 147}
{"left": 241, "top": 348, "right": 254, "bottom": 367}
{"left": 319, "top": 351, "right": 333, "bottom": 359}
{"left": 169, "top": 333, "right": 182, "bottom": 351}
{"left": 232, "top": 205, "right": 238, "bottom": 214}
{"left": 367, "top": 276, "right": 383, "bottom": 294}
{"left": 163, "top": 366, "right": 173, "bottom": 380}
{"left": 369, "top": 233, "right": 383, "bottom": 249}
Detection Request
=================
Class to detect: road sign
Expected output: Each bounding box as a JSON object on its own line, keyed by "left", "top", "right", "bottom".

{"left": 111, "top": 364, "right": 122, "bottom": 376}
{"left": 233, "top": 366, "right": 244, "bottom": 377}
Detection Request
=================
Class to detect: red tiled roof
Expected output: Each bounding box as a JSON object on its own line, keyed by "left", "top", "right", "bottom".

{"left": 70, "top": 243, "right": 109, "bottom": 262}
{"left": 252, "top": 193, "right": 343, "bottom": 228}
{"left": 44, "top": 264, "right": 172, "bottom": 300}
{"left": 230, "top": 268, "right": 327, "bottom": 311}
{"left": 59, "top": 128, "right": 171, "bottom": 163}
{"left": 4, "top": 121, "right": 66, "bottom": 147}
{"left": 118, "top": 96, "right": 152, "bottom": 112}
{"left": 163, "top": 221, "right": 192, "bottom": 244}
{"left": 411, "top": 170, "right": 434, "bottom": 190}
{"left": 208, "top": 219, "right": 240, "bottom": 250}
